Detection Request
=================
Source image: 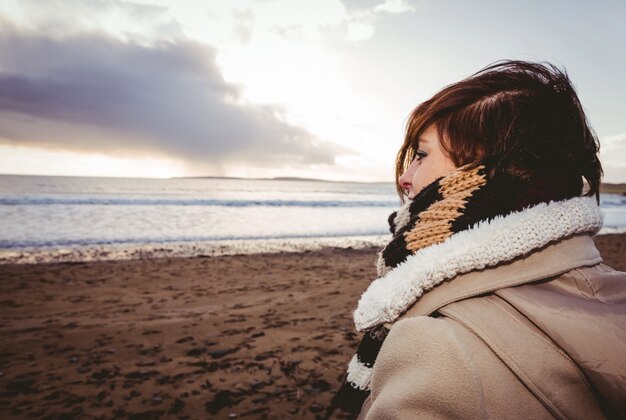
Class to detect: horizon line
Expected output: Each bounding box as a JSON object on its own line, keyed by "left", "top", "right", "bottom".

{"left": 0, "top": 173, "right": 394, "bottom": 184}
{"left": 2, "top": 173, "right": 625, "bottom": 187}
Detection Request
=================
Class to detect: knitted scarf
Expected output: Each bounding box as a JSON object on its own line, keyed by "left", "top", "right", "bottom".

{"left": 329, "top": 164, "right": 604, "bottom": 416}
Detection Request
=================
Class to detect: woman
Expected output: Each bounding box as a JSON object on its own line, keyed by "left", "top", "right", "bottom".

{"left": 331, "top": 60, "right": 626, "bottom": 419}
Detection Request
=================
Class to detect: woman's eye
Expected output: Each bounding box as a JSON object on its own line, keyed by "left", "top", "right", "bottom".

{"left": 416, "top": 150, "right": 427, "bottom": 160}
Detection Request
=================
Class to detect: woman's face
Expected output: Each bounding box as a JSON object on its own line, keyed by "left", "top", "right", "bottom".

{"left": 399, "top": 124, "right": 457, "bottom": 199}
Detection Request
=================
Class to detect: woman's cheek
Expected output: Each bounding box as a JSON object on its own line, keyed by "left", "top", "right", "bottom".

{"left": 411, "top": 165, "right": 428, "bottom": 193}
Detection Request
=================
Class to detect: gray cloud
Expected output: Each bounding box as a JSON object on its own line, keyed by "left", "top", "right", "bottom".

{"left": 15, "top": 0, "right": 169, "bottom": 29}
{"left": 0, "top": 23, "right": 343, "bottom": 167}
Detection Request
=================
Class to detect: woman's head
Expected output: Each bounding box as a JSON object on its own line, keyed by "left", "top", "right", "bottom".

{"left": 398, "top": 124, "right": 456, "bottom": 199}
{"left": 396, "top": 60, "right": 603, "bottom": 204}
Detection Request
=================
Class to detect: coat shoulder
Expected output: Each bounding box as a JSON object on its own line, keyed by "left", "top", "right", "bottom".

{"left": 566, "top": 262, "right": 626, "bottom": 302}
{"left": 365, "top": 312, "right": 553, "bottom": 419}
{"left": 496, "top": 262, "right": 626, "bottom": 417}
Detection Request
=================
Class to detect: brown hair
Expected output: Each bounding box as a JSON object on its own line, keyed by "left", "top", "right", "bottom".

{"left": 395, "top": 60, "right": 603, "bottom": 203}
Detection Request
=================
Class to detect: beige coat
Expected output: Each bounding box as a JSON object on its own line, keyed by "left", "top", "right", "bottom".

{"left": 358, "top": 234, "right": 626, "bottom": 419}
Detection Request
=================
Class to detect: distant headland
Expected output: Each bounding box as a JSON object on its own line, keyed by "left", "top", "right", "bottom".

{"left": 171, "top": 176, "right": 387, "bottom": 183}
{"left": 175, "top": 176, "right": 626, "bottom": 192}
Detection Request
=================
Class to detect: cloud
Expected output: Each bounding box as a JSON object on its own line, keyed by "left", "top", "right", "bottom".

{"left": 261, "top": 0, "right": 415, "bottom": 43}
{"left": 0, "top": 24, "right": 345, "bottom": 167}
{"left": 346, "top": 21, "right": 376, "bottom": 41}
{"left": 2, "top": 0, "right": 171, "bottom": 41}
{"left": 373, "top": 0, "right": 416, "bottom": 14}
{"left": 600, "top": 132, "right": 626, "bottom": 183}
{"left": 232, "top": 8, "right": 255, "bottom": 44}
{"left": 602, "top": 132, "right": 626, "bottom": 149}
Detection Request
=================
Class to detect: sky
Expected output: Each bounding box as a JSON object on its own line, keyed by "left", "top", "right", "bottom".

{"left": 0, "top": 0, "right": 625, "bottom": 182}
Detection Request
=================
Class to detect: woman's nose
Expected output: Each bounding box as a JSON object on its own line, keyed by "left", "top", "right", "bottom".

{"left": 399, "top": 168, "right": 413, "bottom": 191}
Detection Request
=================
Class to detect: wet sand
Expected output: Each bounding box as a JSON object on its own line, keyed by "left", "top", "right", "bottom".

{"left": 1, "top": 234, "right": 625, "bottom": 419}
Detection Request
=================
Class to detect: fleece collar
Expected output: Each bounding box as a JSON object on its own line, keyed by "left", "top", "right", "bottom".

{"left": 354, "top": 196, "right": 603, "bottom": 331}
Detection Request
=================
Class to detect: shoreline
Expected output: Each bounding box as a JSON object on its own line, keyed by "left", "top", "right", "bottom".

{"left": 2, "top": 229, "right": 625, "bottom": 265}
{"left": 0, "top": 235, "right": 391, "bottom": 265}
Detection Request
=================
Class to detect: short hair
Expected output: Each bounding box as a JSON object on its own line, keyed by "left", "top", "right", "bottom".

{"left": 395, "top": 60, "right": 603, "bottom": 203}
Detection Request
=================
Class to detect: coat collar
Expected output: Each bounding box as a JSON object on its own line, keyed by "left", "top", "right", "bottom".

{"left": 387, "top": 233, "right": 602, "bottom": 327}
{"left": 353, "top": 196, "right": 604, "bottom": 331}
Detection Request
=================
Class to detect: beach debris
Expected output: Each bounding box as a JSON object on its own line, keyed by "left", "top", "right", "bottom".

{"left": 7, "top": 375, "right": 38, "bottom": 394}
{"left": 187, "top": 359, "right": 219, "bottom": 373}
{"left": 254, "top": 350, "right": 276, "bottom": 361}
{"left": 135, "top": 360, "right": 157, "bottom": 367}
{"left": 90, "top": 368, "right": 115, "bottom": 381}
{"left": 240, "top": 407, "right": 269, "bottom": 416}
{"left": 168, "top": 398, "right": 185, "bottom": 414}
{"left": 309, "top": 403, "right": 323, "bottom": 413}
{"left": 124, "top": 370, "right": 159, "bottom": 381}
{"left": 43, "top": 391, "right": 61, "bottom": 401}
{"left": 279, "top": 359, "right": 302, "bottom": 375}
{"left": 205, "top": 390, "right": 242, "bottom": 414}
{"left": 208, "top": 348, "right": 238, "bottom": 359}
{"left": 185, "top": 347, "right": 206, "bottom": 357}
{"left": 123, "top": 390, "right": 141, "bottom": 401}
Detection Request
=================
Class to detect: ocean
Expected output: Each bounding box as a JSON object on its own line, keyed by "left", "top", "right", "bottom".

{"left": 1, "top": 174, "right": 625, "bottom": 263}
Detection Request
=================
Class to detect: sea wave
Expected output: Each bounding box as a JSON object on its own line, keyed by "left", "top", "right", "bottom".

{"left": 0, "top": 196, "right": 399, "bottom": 207}
{"left": 1, "top": 194, "right": 623, "bottom": 207}
{"left": 0, "top": 230, "right": 392, "bottom": 249}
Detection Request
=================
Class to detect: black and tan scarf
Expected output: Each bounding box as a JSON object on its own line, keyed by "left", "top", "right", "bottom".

{"left": 328, "top": 164, "right": 601, "bottom": 416}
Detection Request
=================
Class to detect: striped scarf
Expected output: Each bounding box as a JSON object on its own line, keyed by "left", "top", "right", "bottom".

{"left": 330, "top": 163, "right": 567, "bottom": 415}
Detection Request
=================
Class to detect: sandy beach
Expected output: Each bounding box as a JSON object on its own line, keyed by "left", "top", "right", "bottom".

{"left": 1, "top": 234, "right": 625, "bottom": 419}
